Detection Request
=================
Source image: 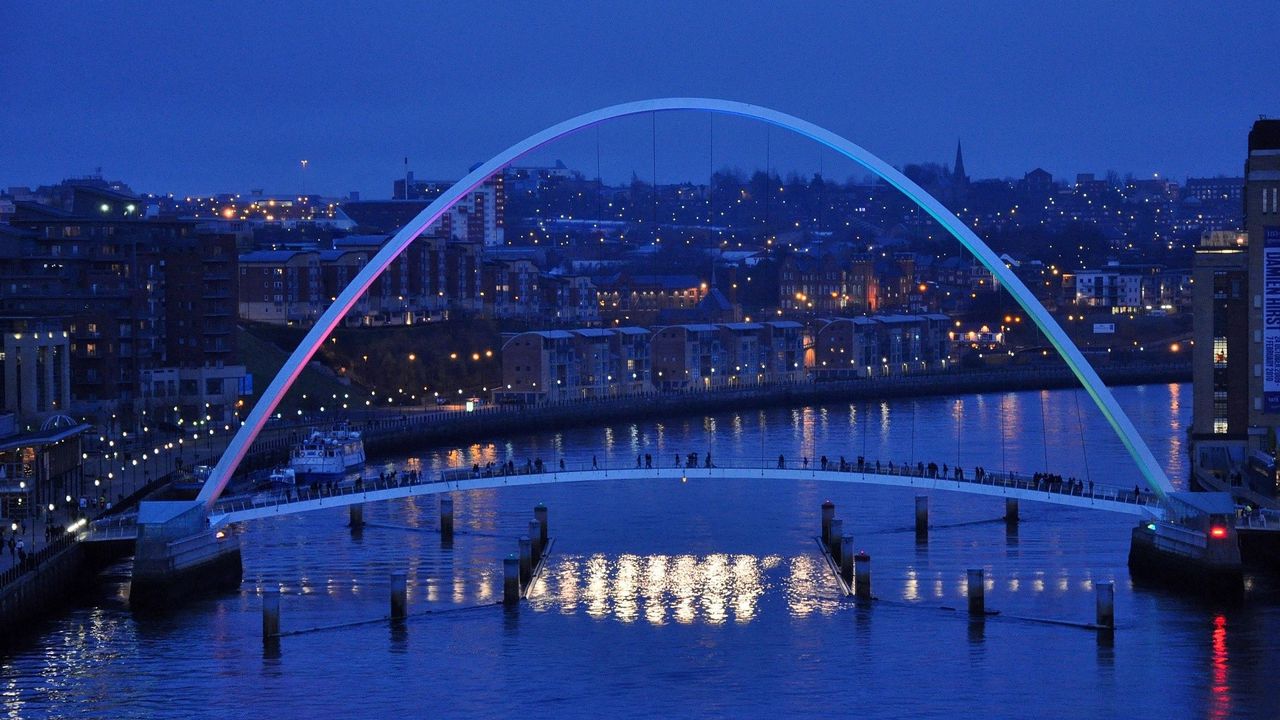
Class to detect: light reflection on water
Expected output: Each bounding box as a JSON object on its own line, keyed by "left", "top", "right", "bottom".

{"left": 5, "top": 383, "right": 1277, "bottom": 719}
{"left": 534, "top": 553, "right": 783, "bottom": 625}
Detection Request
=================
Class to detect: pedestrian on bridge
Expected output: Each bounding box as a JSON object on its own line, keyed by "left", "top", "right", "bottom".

{"left": 802, "top": 457, "right": 809, "bottom": 469}
{"left": 560, "top": 458, "right": 566, "bottom": 471}
{"left": 778, "top": 454, "right": 785, "bottom": 469}
{"left": 593, "top": 455, "right": 598, "bottom": 470}
{"left": 705, "top": 452, "right": 712, "bottom": 468}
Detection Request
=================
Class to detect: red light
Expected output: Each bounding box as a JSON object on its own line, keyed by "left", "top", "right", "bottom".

{"left": 1210, "top": 526, "right": 1228, "bottom": 539}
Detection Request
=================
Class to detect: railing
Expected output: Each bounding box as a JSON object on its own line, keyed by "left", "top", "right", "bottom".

{"left": 0, "top": 531, "right": 79, "bottom": 592}
{"left": 86, "top": 513, "right": 141, "bottom": 541}
{"left": 208, "top": 455, "right": 1161, "bottom": 520}
{"left": 1237, "top": 507, "right": 1280, "bottom": 530}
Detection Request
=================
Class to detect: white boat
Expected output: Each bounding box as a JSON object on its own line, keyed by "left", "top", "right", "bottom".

{"left": 289, "top": 425, "right": 366, "bottom": 479}
{"left": 268, "top": 467, "right": 296, "bottom": 487}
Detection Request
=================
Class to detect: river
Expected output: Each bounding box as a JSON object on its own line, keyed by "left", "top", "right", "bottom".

{"left": 3, "top": 382, "right": 1279, "bottom": 718}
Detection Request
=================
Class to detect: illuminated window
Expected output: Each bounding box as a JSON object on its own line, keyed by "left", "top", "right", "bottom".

{"left": 1213, "top": 338, "right": 1228, "bottom": 368}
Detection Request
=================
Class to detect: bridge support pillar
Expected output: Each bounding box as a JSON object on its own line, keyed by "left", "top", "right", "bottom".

{"left": 821, "top": 501, "right": 835, "bottom": 546}
{"left": 967, "top": 569, "right": 985, "bottom": 617}
{"left": 1096, "top": 581, "right": 1114, "bottom": 629}
{"left": 1005, "top": 498, "right": 1019, "bottom": 526}
{"left": 390, "top": 571, "right": 407, "bottom": 623}
{"left": 131, "top": 500, "right": 242, "bottom": 612}
{"left": 262, "top": 586, "right": 280, "bottom": 642}
{"left": 915, "top": 496, "right": 928, "bottom": 540}
{"left": 840, "top": 536, "right": 854, "bottom": 588}
{"left": 519, "top": 536, "right": 532, "bottom": 588}
{"left": 534, "top": 504, "right": 548, "bottom": 547}
{"left": 528, "top": 520, "right": 543, "bottom": 568}
{"left": 855, "top": 552, "right": 871, "bottom": 600}
{"left": 349, "top": 503, "right": 364, "bottom": 530}
{"left": 828, "top": 518, "right": 844, "bottom": 564}
{"left": 503, "top": 555, "right": 520, "bottom": 606}
{"left": 440, "top": 497, "right": 454, "bottom": 544}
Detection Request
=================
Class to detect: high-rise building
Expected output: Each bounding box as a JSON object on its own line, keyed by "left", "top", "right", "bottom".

{"left": 1245, "top": 119, "right": 1280, "bottom": 494}
{"left": 1190, "top": 231, "right": 1249, "bottom": 484}
{"left": 1, "top": 181, "right": 248, "bottom": 428}
{"left": 392, "top": 172, "right": 505, "bottom": 247}
{"left": 1191, "top": 120, "right": 1280, "bottom": 498}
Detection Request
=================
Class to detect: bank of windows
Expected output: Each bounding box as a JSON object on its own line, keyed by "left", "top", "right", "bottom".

{"left": 1262, "top": 186, "right": 1279, "bottom": 214}
{"left": 1213, "top": 337, "right": 1228, "bottom": 368}
{"left": 1213, "top": 390, "right": 1229, "bottom": 434}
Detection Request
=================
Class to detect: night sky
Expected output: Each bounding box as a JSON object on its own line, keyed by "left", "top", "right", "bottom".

{"left": 4, "top": 1, "right": 1278, "bottom": 197}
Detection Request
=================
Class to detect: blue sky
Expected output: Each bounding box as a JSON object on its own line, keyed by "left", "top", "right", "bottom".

{"left": 3, "top": 1, "right": 1277, "bottom": 196}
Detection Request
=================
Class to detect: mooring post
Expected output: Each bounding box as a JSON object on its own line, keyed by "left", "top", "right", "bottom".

{"left": 262, "top": 586, "right": 280, "bottom": 642}
{"left": 528, "top": 519, "right": 543, "bottom": 568}
{"left": 840, "top": 535, "right": 854, "bottom": 588}
{"left": 440, "top": 496, "right": 454, "bottom": 543}
{"left": 915, "top": 495, "right": 928, "bottom": 539}
{"left": 390, "top": 571, "right": 407, "bottom": 622}
{"left": 1096, "top": 581, "right": 1115, "bottom": 629}
{"left": 855, "top": 552, "right": 871, "bottom": 600}
{"left": 518, "top": 535, "right": 532, "bottom": 588}
{"left": 349, "top": 503, "right": 364, "bottom": 530}
{"left": 1005, "top": 498, "right": 1019, "bottom": 526}
{"left": 503, "top": 555, "right": 520, "bottom": 606}
{"left": 821, "top": 501, "right": 835, "bottom": 545}
{"left": 534, "top": 503, "right": 548, "bottom": 547}
{"left": 967, "top": 568, "right": 985, "bottom": 617}
{"left": 828, "top": 518, "right": 844, "bottom": 563}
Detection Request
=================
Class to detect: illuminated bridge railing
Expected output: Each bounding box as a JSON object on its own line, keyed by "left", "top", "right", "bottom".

{"left": 205, "top": 458, "right": 1163, "bottom": 519}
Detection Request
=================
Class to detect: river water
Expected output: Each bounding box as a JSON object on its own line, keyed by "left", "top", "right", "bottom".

{"left": 4, "top": 383, "right": 1279, "bottom": 718}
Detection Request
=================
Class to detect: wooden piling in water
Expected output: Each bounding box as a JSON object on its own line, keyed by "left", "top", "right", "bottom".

{"left": 967, "top": 568, "right": 985, "bottom": 617}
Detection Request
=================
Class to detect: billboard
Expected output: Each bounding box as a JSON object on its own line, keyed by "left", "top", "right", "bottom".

{"left": 1265, "top": 227, "right": 1280, "bottom": 413}
{"left": 1093, "top": 323, "right": 1116, "bottom": 334}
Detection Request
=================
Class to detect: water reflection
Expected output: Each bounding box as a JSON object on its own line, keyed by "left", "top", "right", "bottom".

{"left": 531, "top": 553, "right": 798, "bottom": 624}
{"left": 1211, "top": 614, "right": 1230, "bottom": 719}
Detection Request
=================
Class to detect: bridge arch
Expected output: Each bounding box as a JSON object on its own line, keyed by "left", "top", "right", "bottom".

{"left": 198, "top": 98, "right": 1174, "bottom": 508}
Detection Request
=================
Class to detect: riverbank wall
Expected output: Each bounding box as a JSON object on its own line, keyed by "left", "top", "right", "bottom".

{"left": 355, "top": 362, "right": 1190, "bottom": 459}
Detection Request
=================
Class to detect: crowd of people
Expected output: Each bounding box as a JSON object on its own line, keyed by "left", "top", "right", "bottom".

{"left": 439, "top": 450, "right": 1145, "bottom": 505}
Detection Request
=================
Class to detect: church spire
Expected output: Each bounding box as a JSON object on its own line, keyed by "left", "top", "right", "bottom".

{"left": 953, "top": 139, "right": 967, "bottom": 183}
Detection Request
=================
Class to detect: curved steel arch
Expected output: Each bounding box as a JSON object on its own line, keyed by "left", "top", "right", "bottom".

{"left": 198, "top": 98, "right": 1173, "bottom": 508}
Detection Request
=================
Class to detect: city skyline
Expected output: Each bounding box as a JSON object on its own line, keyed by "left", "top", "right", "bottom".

{"left": 4, "top": 2, "right": 1279, "bottom": 196}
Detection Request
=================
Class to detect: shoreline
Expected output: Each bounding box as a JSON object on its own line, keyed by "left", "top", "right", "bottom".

{"left": 357, "top": 361, "right": 1189, "bottom": 458}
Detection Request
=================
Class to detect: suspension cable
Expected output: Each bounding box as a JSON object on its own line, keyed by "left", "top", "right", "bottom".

{"left": 909, "top": 399, "right": 916, "bottom": 467}
{"left": 651, "top": 112, "right": 658, "bottom": 238}
{"left": 765, "top": 127, "right": 771, "bottom": 245}
{"left": 1038, "top": 391, "right": 1050, "bottom": 472}
{"left": 1074, "top": 389, "right": 1092, "bottom": 486}
{"left": 708, "top": 113, "right": 714, "bottom": 251}
{"left": 595, "top": 125, "right": 602, "bottom": 239}
{"left": 1000, "top": 392, "right": 1008, "bottom": 477}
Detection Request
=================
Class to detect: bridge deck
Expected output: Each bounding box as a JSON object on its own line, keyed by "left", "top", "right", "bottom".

{"left": 189, "top": 462, "right": 1163, "bottom": 528}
